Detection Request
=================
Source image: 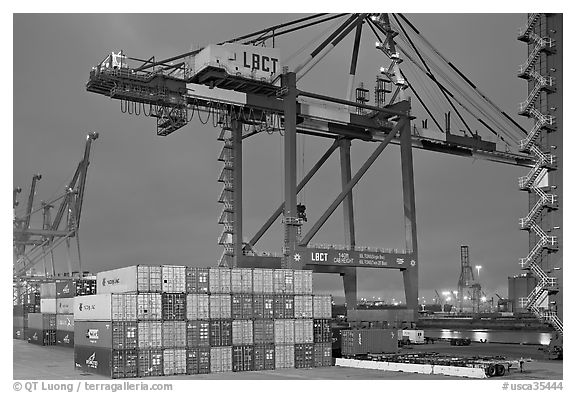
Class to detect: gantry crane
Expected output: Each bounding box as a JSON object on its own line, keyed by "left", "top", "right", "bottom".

{"left": 84, "top": 13, "right": 537, "bottom": 325}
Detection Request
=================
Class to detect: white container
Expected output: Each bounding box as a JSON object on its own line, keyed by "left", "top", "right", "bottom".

{"left": 163, "top": 348, "right": 186, "bottom": 376}
{"left": 231, "top": 268, "right": 253, "bottom": 293}
{"left": 40, "top": 283, "right": 56, "bottom": 298}
{"left": 274, "top": 319, "right": 295, "bottom": 344}
{"left": 137, "top": 293, "right": 162, "bottom": 320}
{"left": 294, "top": 295, "right": 313, "bottom": 319}
{"left": 56, "top": 298, "right": 75, "bottom": 314}
{"left": 275, "top": 344, "right": 295, "bottom": 369}
{"left": 398, "top": 329, "right": 425, "bottom": 344}
{"left": 40, "top": 298, "right": 57, "bottom": 314}
{"left": 313, "top": 295, "right": 332, "bottom": 319}
{"left": 209, "top": 268, "right": 231, "bottom": 293}
{"left": 232, "top": 320, "right": 253, "bottom": 346}
{"left": 294, "top": 319, "right": 314, "bottom": 344}
{"left": 56, "top": 314, "right": 75, "bottom": 332}
{"left": 273, "top": 269, "right": 294, "bottom": 294}
{"left": 97, "top": 265, "right": 162, "bottom": 294}
{"left": 186, "top": 294, "right": 210, "bottom": 320}
{"left": 252, "top": 268, "right": 274, "bottom": 294}
{"left": 74, "top": 294, "right": 137, "bottom": 321}
{"left": 138, "top": 321, "right": 162, "bottom": 349}
{"left": 210, "top": 346, "right": 232, "bottom": 373}
{"left": 209, "top": 294, "right": 231, "bottom": 319}
{"left": 161, "top": 265, "right": 186, "bottom": 293}
{"left": 294, "top": 270, "right": 313, "bottom": 294}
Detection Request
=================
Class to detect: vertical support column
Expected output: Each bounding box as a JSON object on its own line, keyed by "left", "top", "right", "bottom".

{"left": 232, "top": 119, "right": 243, "bottom": 268}
{"left": 341, "top": 268, "right": 358, "bottom": 310}
{"left": 283, "top": 72, "right": 300, "bottom": 269}
{"left": 340, "top": 138, "right": 357, "bottom": 311}
{"left": 399, "top": 115, "right": 419, "bottom": 316}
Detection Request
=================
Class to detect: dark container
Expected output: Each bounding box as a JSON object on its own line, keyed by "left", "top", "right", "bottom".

{"left": 56, "top": 279, "right": 97, "bottom": 298}
{"left": 13, "top": 326, "right": 25, "bottom": 340}
{"left": 252, "top": 294, "right": 274, "bottom": 319}
{"left": 186, "top": 321, "right": 210, "bottom": 348}
{"left": 56, "top": 330, "right": 74, "bottom": 347}
{"left": 25, "top": 328, "right": 56, "bottom": 346}
{"left": 186, "top": 267, "right": 210, "bottom": 294}
{"left": 231, "top": 294, "right": 253, "bottom": 319}
{"left": 253, "top": 319, "right": 274, "bottom": 344}
{"left": 209, "top": 320, "right": 232, "bottom": 347}
{"left": 13, "top": 305, "right": 24, "bottom": 316}
{"left": 340, "top": 329, "right": 398, "bottom": 356}
{"left": 313, "top": 319, "right": 332, "bottom": 343}
{"left": 162, "top": 293, "right": 186, "bottom": 320}
{"left": 23, "top": 292, "right": 40, "bottom": 305}
{"left": 253, "top": 344, "right": 275, "bottom": 371}
{"left": 295, "top": 344, "right": 314, "bottom": 368}
{"left": 74, "top": 321, "right": 138, "bottom": 349}
{"left": 138, "top": 349, "right": 163, "bottom": 377}
{"left": 186, "top": 348, "right": 211, "bottom": 374}
{"left": 273, "top": 295, "right": 294, "bottom": 319}
{"left": 313, "top": 343, "right": 332, "bottom": 367}
{"left": 24, "top": 304, "right": 40, "bottom": 314}
{"left": 13, "top": 315, "right": 25, "bottom": 328}
{"left": 74, "top": 346, "right": 138, "bottom": 379}
{"left": 27, "top": 313, "right": 56, "bottom": 330}
{"left": 232, "top": 345, "right": 254, "bottom": 372}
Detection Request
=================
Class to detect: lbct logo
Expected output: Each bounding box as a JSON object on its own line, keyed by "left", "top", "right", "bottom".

{"left": 63, "top": 334, "right": 70, "bottom": 344}
{"left": 63, "top": 284, "right": 70, "bottom": 293}
{"left": 86, "top": 352, "right": 99, "bottom": 369}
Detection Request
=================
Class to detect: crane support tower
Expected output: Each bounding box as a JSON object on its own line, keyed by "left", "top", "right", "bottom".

{"left": 456, "top": 245, "right": 481, "bottom": 313}
{"left": 516, "top": 13, "right": 562, "bottom": 356}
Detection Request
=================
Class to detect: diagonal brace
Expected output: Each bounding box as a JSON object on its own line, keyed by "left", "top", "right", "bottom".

{"left": 300, "top": 118, "right": 407, "bottom": 246}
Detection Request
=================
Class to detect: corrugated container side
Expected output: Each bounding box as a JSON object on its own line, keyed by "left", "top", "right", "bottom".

{"left": 161, "top": 265, "right": 186, "bottom": 293}
{"left": 262, "top": 269, "right": 274, "bottom": 294}
{"left": 209, "top": 294, "right": 231, "bottom": 319}
{"left": 186, "top": 294, "right": 210, "bottom": 320}
{"left": 27, "top": 313, "right": 56, "bottom": 330}
{"left": 209, "top": 320, "right": 232, "bottom": 347}
{"left": 274, "top": 295, "right": 295, "bottom": 319}
{"left": 208, "top": 269, "right": 220, "bottom": 293}
{"left": 284, "top": 319, "right": 295, "bottom": 344}
{"left": 240, "top": 269, "right": 253, "bottom": 293}
{"left": 186, "top": 267, "right": 210, "bottom": 294}
{"left": 274, "top": 319, "right": 294, "bottom": 344}
{"left": 253, "top": 294, "right": 274, "bottom": 319}
{"left": 313, "top": 319, "right": 331, "bottom": 343}
{"left": 161, "top": 293, "right": 186, "bottom": 320}
{"left": 137, "top": 293, "right": 162, "bottom": 320}
{"left": 74, "top": 346, "right": 137, "bottom": 379}
{"left": 209, "top": 268, "right": 231, "bottom": 294}
{"left": 231, "top": 269, "right": 242, "bottom": 293}
{"left": 254, "top": 344, "right": 275, "bottom": 371}
{"left": 75, "top": 321, "right": 137, "bottom": 349}
{"left": 252, "top": 269, "right": 263, "bottom": 294}
{"left": 232, "top": 320, "right": 254, "bottom": 346}
{"left": 75, "top": 294, "right": 137, "bottom": 321}
{"left": 186, "top": 321, "right": 210, "bottom": 348}
{"left": 186, "top": 348, "right": 210, "bottom": 374}
{"left": 137, "top": 321, "right": 163, "bottom": 349}
{"left": 13, "top": 316, "right": 25, "bottom": 328}
{"left": 56, "top": 298, "right": 75, "bottom": 314}
{"left": 138, "top": 349, "right": 163, "bottom": 377}
{"left": 293, "top": 270, "right": 303, "bottom": 295}
{"left": 40, "top": 283, "right": 56, "bottom": 298}
{"left": 294, "top": 343, "right": 314, "bottom": 368}
{"left": 40, "top": 299, "right": 57, "bottom": 314}
{"left": 294, "top": 319, "right": 314, "bottom": 344}
{"left": 210, "top": 346, "right": 232, "bottom": 373}
{"left": 294, "top": 295, "right": 313, "bottom": 318}
{"left": 26, "top": 328, "right": 56, "bottom": 346}
{"left": 340, "top": 329, "right": 398, "bottom": 356}
{"left": 55, "top": 330, "right": 74, "bottom": 347}
{"left": 303, "top": 270, "right": 313, "bottom": 294}
{"left": 253, "top": 319, "right": 274, "bottom": 344}
{"left": 163, "top": 348, "right": 186, "bottom": 376}
{"left": 162, "top": 321, "right": 187, "bottom": 348}
{"left": 312, "top": 295, "right": 332, "bottom": 319}
{"left": 275, "top": 344, "right": 294, "bottom": 369}
{"left": 97, "top": 266, "right": 138, "bottom": 294}
{"left": 232, "top": 345, "right": 254, "bottom": 372}
{"left": 56, "top": 280, "right": 75, "bottom": 298}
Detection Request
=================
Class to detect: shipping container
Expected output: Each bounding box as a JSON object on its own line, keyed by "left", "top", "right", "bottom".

{"left": 312, "top": 295, "right": 332, "bottom": 319}
{"left": 209, "top": 320, "right": 232, "bottom": 347}
{"left": 56, "top": 279, "right": 97, "bottom": 298}
{"left": 186, "top": 321, "right": 210, "bottom": 348}
{"left": 74, "top": 321, "right": 137, "bottom": 349}
{"left": 252, "top": 268, "right": 274, "bottom": 294}
{"left": 23, "top": 304, "right": 40, "bottom": 314}
{"left": 313, "top": 342, "right": 332, "bottom": 367}
{"left": 186, "top": 294, "right": 210, "bottom": 320}
{"left": 13, "top": 315, "right": 25, "bottom": 328}
{"left": 185, "top": 267, "right": 209, "bottom": 294}
{"left": 161, "top": 293, "right": 186, "bottom": 320}
{"left": 13, "top": 326, "right": 25, "bottom": 340}
{"left": 274, "top": 319, "right": 295, "bottom": 344}
{"left": 231, "top": 294, "right": 253, "bottom": 319}
{"left": 138, "top": 321, "right": 162, "bottom": 349}
{"left": 252, "top": 294, "right": 274, "bottom": 319}
{"left": 40, "top": 299, "right": 57, "bottom": 314}
{"left": 253, "top": 344, "right": 275, "bottom": 371}
{"left": 295, "top": 343, "right": 314, "bottom": 368}
{"left": 56, "top": 298, "right": 75, "bottom": 314}
{"left": 97, "top": 265, "right": 162, "bottom": 294}
{"left": 186, "top": 348, "right": 210, "bottom": 374}
{"left": 74, "top": 294, "right": 137, "bottom": 321}
{"left": 234, "top": 268, "right": 253, "bottom": 293}
{"left": 232, "top": 320, "right": 253, "bottom": 346}
{"left": 56, "top": 314, "right": 75, "bottom": 332}
{"left": 273, "top": 295, "right": 295, "bottom": 319}
{"left": 209, "top": 294, "right": 231, "bottom": 319}
{"left": 163, "top": 348, "right": 187, "bottom": 375}
{"left": 137, "top": 293, "right": 162, "bottom": 320}
{"left": 275, "top": 344, "right": 294, "bottom": 369}
{"left": 162, "top": 321, "right": 187, "bottom": 348}
{"left": 398, "top": 329, "right": 425, "bottom": 344}
{"left": 294, "top": 319, "right": 314, "bottom": 344}
{"left": 13, "top": 305, "right": 24, "bottom": 316}
{"left": 74, "top": 346, "right": 138, "bottom": 379}
{"left": 232, "top": 345, "right": 254, "bottom": 372}
{"left": 313, "top": 319, "right": 331, "bottom": 343}
{"left": 26, "top": 328, "right": 56, "bottom": 346}
{"left": 208, "top": 268, "right": 231, "bottom": 294}
{"left": 210, "top": 346, "right": 232, "bottom": 373}
{"left": 55, "top": 330, "right": 74, "bottom": 347}
{"left": 21, "top": 292, "right": 40, "bottom": 305}
{"left": 341, "top": 329, "right": 398, "bottom": 356}
{"left": 294, "top": 295, "right": 313, "bottom": 318}
{"left": 253, "top": 319, "right": 274, "bottom": 344}
{"left": 40, "top": 283, "right": 56, "bottom": 299}
{"left": 27, "top": 313, "right": 56, "bottom": 330}
{"left": 273, "top": 269, "right": 294, "bottom": 294}
{"left": 161, "top": 265, "right": 186, "bottom": 293}
{"left": 138, "top": 349, "right": 164, "bottom": 377}
{"left": 293, "top": 270, "right": 313, "bottom": 295}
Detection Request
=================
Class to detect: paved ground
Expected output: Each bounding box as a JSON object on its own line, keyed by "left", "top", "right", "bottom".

{"left": 13, "top": 340, "right": 562, "bottom": 380}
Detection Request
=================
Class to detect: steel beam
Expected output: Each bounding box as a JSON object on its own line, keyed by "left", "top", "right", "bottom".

{"left": 232, "top": 119, "right": 243, "bottom": 268}
{"left": 300, "top": 118, "right": 407, "bottom": 246}
{"left": 340, "top": 138, "right": 356, "bottom": 248}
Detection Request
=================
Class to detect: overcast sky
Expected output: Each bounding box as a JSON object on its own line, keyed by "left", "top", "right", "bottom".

{"left": 13, "top": 13, "right": 544, "bottom": 303}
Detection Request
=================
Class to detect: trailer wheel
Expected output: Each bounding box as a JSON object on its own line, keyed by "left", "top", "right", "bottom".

{"left": 496, "top": 364, "right": 505, "bottom": 376}
{"left": 487, "top": 365, "right": 497, "bottom": 377}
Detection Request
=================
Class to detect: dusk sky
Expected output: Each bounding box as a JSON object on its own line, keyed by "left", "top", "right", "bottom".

{"left": 12, "top": 13, "right": 550, "bottom": 304}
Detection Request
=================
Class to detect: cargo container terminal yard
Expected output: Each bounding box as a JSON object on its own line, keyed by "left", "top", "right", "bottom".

{"left": 13, "top": 13, "right": 563, "bottom": 381}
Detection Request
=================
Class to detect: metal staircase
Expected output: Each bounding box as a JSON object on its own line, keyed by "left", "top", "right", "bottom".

{"left": 217, "top": 125, "right": 235, "bottom": 267}
{"left": 517, "top": 14, "right": 562, "bottom": 337}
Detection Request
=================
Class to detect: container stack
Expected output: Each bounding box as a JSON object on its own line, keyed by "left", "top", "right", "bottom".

{"left": 13, "top": 288, "right": 39, "bottom": 340}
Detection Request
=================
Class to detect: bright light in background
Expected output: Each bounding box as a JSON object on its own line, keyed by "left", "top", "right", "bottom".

{"left": 476, "top": 265, "right": 482, "bottom": 279}
{"left": 481, "top": 296, "right": 487, "bottom": 302}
